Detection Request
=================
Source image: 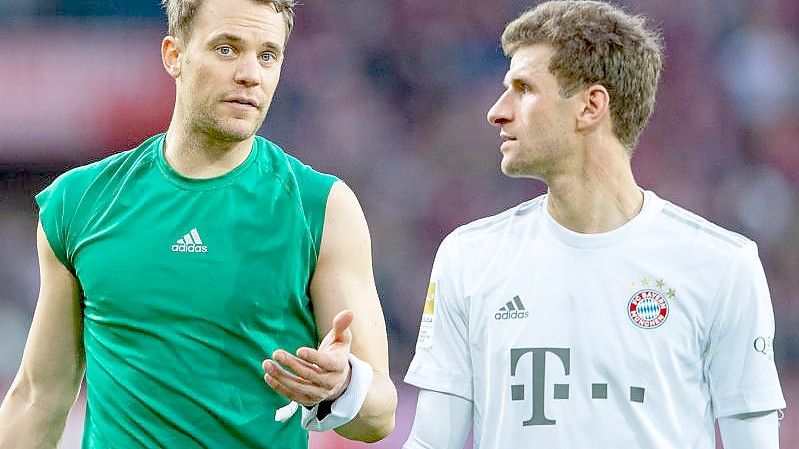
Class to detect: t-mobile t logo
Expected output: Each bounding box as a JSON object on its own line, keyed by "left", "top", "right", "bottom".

{"left": 510, "top": 347, "right": 647, "bottom": 427}
{"left": 510, "top": 347, "right": 570, "bottom": 426}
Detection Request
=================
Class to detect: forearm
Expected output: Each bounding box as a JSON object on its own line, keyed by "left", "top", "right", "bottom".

{"left": 0, "top": 380, "right": 75, "bottom": 449}
{"left": 334, "top": 370, "right": 397, "bottom": 442}
{"left": 718, "top": 410, "right": 780, "bottom": 449}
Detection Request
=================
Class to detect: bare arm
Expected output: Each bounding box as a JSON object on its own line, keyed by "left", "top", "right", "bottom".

{"left": 0, "top": 222, "right": 85, "bottom": 448}
{"left": 262, "top": 181, "right": 396, "bottom": 442}
{"left": 718, "top": 411, "right": 780, "bottom": 449}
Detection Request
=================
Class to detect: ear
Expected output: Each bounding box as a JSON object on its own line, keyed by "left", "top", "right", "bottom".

{"left": 162, "top": 36, "right": 183, "bottom": 79}
{"left": 576, "top": 84, "right": 610, "bottom": 131}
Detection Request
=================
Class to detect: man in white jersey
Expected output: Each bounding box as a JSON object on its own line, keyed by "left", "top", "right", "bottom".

{"left": 403, "top": 1, "right": 785, "bottom": 448}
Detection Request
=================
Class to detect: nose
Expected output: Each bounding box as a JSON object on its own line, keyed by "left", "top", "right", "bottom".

{"left": 487, "top": 89, "right": 512, "bottom": 127}
{"left": 233, "top": 54, "right": 260, "bottom": 87}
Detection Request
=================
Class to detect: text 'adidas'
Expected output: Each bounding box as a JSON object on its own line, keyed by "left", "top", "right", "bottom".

{"left": 495, "top": 295, "right": 529, "bottom": 320}
{"left": 172, "top": 228, "right": 209, "bottom": 253}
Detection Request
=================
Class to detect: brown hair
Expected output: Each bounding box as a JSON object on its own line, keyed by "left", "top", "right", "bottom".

{"left": 502, "top": 0, "right": 663, "bottom": 151}
{"left": 161, "top": 0, "right": 297, "bottom": 46}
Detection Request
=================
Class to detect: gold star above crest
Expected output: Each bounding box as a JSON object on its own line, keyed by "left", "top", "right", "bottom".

{"left": 627, "top": 276, "right": 676, "bottom": 299}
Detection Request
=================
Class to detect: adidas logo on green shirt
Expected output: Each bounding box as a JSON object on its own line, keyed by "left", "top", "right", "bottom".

{"left": 171, "top": 228, "right": 208, "bottom": 253}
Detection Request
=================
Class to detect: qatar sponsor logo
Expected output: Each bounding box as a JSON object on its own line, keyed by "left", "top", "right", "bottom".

{"left": 753, "top": 336, "right": 775, "bottom": 360}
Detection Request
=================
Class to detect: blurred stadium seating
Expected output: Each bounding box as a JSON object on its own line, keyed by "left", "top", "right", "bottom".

{"left": 1, "top": 1, "right": 797, "bottom": 447}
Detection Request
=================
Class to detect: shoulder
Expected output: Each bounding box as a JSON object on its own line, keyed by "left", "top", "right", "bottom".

{"left": 254, "top": 135, "right": 341, "bottom": 211}
{"left": 325, "top": 181, "right": 359, "bottom": 209}
{"left": 255, "top": 136, "right": 338, "bottom": 188}
{"left": 49, "top": 152, "right": 128, "bottom": 191}
{"left": 314, "top": 183, "right": 371, "bottom": 272}
{"left": 254, "top": 137, "right": 344, "bottom": 254}
{"left": 39, "top": 134, "right": 162, "bottom": 200}
{"left": 655, "top": 196, "right": 752, "bottom": 256}
{"left": 429, "top": 195, "right": 545, "bottom": 269}
{"left": 447, "top": 195, "right": 545, "bottom": 245}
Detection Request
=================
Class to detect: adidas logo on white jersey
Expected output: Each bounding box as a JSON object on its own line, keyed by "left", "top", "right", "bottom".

{"left": 171, "top": 228, "right": 208, "bottom": 253}
{"left": 495, "top": 296, "right": 529, "bottom": 320}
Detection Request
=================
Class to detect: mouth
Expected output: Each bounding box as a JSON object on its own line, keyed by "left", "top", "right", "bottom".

{"left": 499, "top": 132, "right": 516, "bottom": 142}
{"left": 223, "top": 97, "right": 260, "bottom": 110}
{"left": 499, "top": 133, "right": 517, "bottom": 150}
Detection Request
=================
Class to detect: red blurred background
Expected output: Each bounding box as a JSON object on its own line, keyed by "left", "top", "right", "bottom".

{"left": 1, "top": 1, "right": 797, "bottom": 447}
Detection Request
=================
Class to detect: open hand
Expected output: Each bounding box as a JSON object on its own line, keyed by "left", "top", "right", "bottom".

{"left": 263, "top": 310, "right": 353, "bottom": 406}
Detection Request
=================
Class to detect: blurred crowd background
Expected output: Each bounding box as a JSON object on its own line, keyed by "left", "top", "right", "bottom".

{"left": 1, "top": 0, "right": 797, "bottom": 447}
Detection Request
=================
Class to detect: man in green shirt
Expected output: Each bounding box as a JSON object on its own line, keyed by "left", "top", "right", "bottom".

{"left": 0, "top": 0, "right": 397, "bottom": 447}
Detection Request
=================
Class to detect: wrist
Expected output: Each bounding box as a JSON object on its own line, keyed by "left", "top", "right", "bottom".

{"left": 300, "top": 353, "right": 374, "bottom": 432}
{"left": 327, "top": 359, "right": 353, "bottom": 402}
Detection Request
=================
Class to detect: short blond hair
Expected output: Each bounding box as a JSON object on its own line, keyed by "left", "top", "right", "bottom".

{"left": 502, "top": 0, "right": 663, "bottom": 151}
{"left": 161, "top": 0, "right": 296, "bottom": 46}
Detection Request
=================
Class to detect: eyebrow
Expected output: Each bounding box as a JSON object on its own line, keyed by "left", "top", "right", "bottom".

{"left": 503, "top": 74, "right": 536, "bottom": 89}
{"left": 207, "top": 32, "right": 283, "bottom": 55}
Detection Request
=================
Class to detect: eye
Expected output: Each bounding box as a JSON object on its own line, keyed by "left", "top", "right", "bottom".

{"left": 260, "top": 52, "right": 277, "bottom": 63}
{"left": 216, "top": 45, "right": 235, "bottom": 56}
{"left": 511, "top": 80, "right": 533, "bottom": 94}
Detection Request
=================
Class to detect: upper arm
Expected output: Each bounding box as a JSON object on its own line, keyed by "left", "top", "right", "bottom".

{"left": 718, "top": 410, "right": 780, "bottom": 449}
{"left": 309, "top": 182, "right": 388, "bottom": 374}
{"left": 404, "top": 234, "right": 473, "bottom": 400}
{"left": 404, "top": 389, "right": 472, "bottom": 449}
{"left": 705, "top": 242, "right": 784, "bottom": 417}
{"left": 14, "top": 222, "right": 84, "bottom": 401}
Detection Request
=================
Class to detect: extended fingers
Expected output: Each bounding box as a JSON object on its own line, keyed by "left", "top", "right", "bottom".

{"left": 271, "top": 349, "right": 325, "bottom": 380}
{"left": 262, "top": 359, "right": 327, "bottom": 406}
{"left": 296, "top": 346, "right": 348, "bottom": 373}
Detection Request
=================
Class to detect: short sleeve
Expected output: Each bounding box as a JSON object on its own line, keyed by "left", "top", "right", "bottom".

{"left": 404, "top": 232, "right": 472, "bottom": 401}
{"left": 35, "top": 175, "right": 74, "bottom": 271}
{"left": 705, "top": 242, "right": 786, "bottom": 417}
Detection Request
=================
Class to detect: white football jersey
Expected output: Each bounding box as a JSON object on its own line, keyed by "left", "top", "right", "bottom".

{"left": 405, "top": 190, "right": 785, "bottom": 449}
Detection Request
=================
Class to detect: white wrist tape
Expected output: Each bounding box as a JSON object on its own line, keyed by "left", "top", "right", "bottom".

{"left": 274, "top": 400, "right": 299, "bottom": 423}
{"left": 300, "top": 353, "right": 374, "bottom": 432}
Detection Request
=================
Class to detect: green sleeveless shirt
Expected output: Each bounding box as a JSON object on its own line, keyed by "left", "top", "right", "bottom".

{"left": 36, "top": 134, "right": 337, "bottom": 448}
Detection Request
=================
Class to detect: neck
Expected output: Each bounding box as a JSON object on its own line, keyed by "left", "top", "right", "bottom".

{"left": 163, "top": 115, "right": 255, "bottom": 179}
{"left": 545, "top": 139, "right": 643, "bottom": 234}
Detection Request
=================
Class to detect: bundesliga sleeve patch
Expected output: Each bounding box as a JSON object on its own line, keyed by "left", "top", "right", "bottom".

{"left": 417, "top": 282, "right": 436, "bottom": 348}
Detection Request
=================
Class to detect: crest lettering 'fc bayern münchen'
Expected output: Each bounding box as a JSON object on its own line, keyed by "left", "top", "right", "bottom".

{"left": 628, "top": 289, "right": 669, "bottom": 329}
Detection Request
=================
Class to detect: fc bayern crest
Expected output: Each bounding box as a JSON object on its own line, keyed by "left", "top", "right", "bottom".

{"left": 628, "top": 289, "right": 669, "bottom": 329}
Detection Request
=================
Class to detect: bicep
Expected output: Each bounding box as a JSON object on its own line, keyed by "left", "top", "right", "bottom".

{"left": 309, "top": 182, "right": 388, "bottom": 371}
{"left": 16, "top": 222, "right": 84, "bottom": 395}
{"left": 403, "top": 389, "right": 472, "bottom": 449}
{"left": 718, "top": 411, "right": 780, "bottom": 449}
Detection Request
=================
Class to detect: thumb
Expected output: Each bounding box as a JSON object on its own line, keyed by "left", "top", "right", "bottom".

{"left": 330, "top": 309, "right": 354, "bottom": 344}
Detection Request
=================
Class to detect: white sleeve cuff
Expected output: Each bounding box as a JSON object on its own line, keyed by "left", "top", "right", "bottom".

{"left": 301, "top": 353, "right": 374, "bottom": 432}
